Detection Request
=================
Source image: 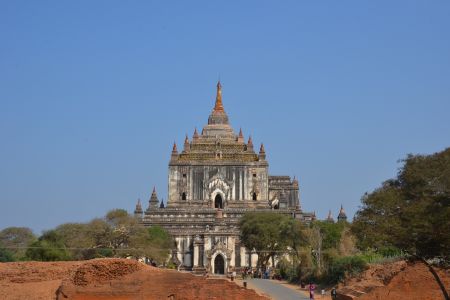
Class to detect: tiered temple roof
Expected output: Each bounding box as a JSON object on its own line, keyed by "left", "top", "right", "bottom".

{"left": 170, "top": 81, "right": 263, "bottom": 164}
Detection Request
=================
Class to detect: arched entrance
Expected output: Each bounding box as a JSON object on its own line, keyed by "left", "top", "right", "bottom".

{"left": 214, "top": 254, "right": 225, "bottom": 274}
{"left": 214, "top": 194, "right": 223, "bottom": 209}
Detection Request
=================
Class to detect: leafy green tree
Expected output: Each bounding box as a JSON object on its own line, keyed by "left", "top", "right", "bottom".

{"left": 0, "top": 248, "right": 15, "bottom": 262}
{"left": 89, "top": 209, "right": 172, "bottom": 262}
{"left": 25, "top": 230, "right": 71, "bottom": 261}
{"left": 54, "top": 223, "right": 97, "bottom": 260}
{"left": 352, "top": 182, "right": 404, "bottom": 251}
{"left": 145, "top": 225, "right": 172, "bottom": 262}
{"left": 127, "top": 225, "right": 172, "bottom": 264}
{"left": 239, "top": 212, "right": 296, "bottom": 270}
{"left": 352, "top": 148, "right": 450, "bottom": 299}
{"left": 0, "top": 227, "right": 36, "bottom": 260}
{"left": 352, "top": 148, "right": 450, "bottom": 261}
{"left": 312, "top": 221, "right": 346, "bottom": 250}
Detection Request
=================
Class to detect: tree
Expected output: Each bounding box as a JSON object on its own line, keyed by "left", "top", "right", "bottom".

{"left": 352, "top": 148, "right": 450, "bottom": 261}
{"left": 92, "top": 209, "right": 172, "bottom": 262}
{"left": 312, "top": 221, "right": 346, "bottom": 250}
{"left": 351, "top": 182, "right": 404, "bottom": 251}
{"left": 145, "top": 225, "right": 172, "bottom": 263}
{"left": 0, "top": 248, "right": 15, "bottom": 262}
{"left": 25, "top": 230, "right": 71, "bottom": 261}
{"left": 239, "top": 212, "right": 298, "bottom": 271}
{"left": 0, "top": 227, "right": 36, "bottom": 260}
{"left": 54, "top": 223, "right": 96, "bottom": 260}
{"left": 352, "top": 148, "right": 450, "bottom": 300}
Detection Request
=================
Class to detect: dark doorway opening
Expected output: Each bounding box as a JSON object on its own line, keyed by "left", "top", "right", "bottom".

{"left": 214, "top": 194, "right": 223, "bottom": 209}
{"left": 214, "top": 255, "right": 225, "bottom": 274}
{"left": 252, "top": 192, "right": 257, "bottom": 201}
{"left": 182, "top": 192, "right": 187, "bottom": 200}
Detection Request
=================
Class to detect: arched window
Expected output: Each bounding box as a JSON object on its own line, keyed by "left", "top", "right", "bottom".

{"left": 252, "top": 192, "right": 257, "bottom": 201}
{"left": 182, "top": 192, "right": 187, "bottom": 200}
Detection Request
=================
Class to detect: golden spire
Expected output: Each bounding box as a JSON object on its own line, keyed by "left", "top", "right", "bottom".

{"left": 213, "top": 81, "right": 225, "bottom": 112}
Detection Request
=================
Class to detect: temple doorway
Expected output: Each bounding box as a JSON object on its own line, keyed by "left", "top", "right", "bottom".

{"left": 214, "top": 194, "right": 223, "bottom": 209}
{"left": 214, "top": 255, "right": 225, "bottom": 274}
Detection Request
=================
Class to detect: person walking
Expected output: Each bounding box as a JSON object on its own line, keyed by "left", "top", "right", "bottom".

{"left": 309, "top": 282, "right": 316, "bottom": 300}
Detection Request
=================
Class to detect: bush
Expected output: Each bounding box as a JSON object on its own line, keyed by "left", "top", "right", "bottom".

{"left": 378, "top": 246, "right": 403, "bottom": 258}
{"left": 327, "top": 255, "right": 367, "bottom": 283}
{"left": 0, "top": 248, "right": 15, "bottom": 262}
{"left": 277, "top": 257, "right": 296, "bottom": 281}
{"left": 25, "top": 231, "right": 71, "bottom": 261}
{"left": 25, "top": 240, "right": 71, "bottom": 261}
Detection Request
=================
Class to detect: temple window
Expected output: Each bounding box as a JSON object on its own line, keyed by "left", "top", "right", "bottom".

{"left": 182, "top": 192, "right": 187, "bottom": 200}
{"left": 252, "top": 192, "right": 257, "bottom": 201}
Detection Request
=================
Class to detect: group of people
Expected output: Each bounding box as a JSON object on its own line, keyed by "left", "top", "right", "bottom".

{"left": 241, "top": 267, "right": 272, "bottom": 280}
{"left": 305, "top": 282, "right": 338, "bottom": 300}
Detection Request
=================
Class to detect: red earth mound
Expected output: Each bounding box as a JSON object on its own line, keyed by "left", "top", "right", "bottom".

{"left": 70, "top": 258, "right": 146, "bottom": 286}
{"left": 337, "top": 260, "right": 450, "bottom": 300}
{"left": 0, "top": 259, "right": 268, "bottom": 300}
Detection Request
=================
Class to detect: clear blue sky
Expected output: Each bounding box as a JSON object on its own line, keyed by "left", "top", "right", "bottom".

{"left": 1, "top": 1, "right": 449, "bottom": 234}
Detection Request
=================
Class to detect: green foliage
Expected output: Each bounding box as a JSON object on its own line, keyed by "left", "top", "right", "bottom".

{"left": 54, "top": 223, "right": 93, "bottom": 260}
{"left": 352, "top": 183, "right": 403, "bottom": 250}
{"left": 312, "top": 221, "right": 345, "bottom": 250}
{"left": 0, "top": 248, "right": 15, "bottom": 262}
{"left": 166, "top": 260, "right": 177, "bottom": 269}
{"left": 352, "top": 148, "right": 450, "bottom": 262}
{"left": 145, "top": 225, "right": 172, "bottom": 262}
{"left": 0, "top": 227, "right": 36, "bottom": 260}
{"left": 25, "top": 230, "right": 71, "bottom": 261}
{"left": 239, "top": 212, "right": 304, "bottom": 270}
{"left": 327, "top": 255, "right": 367, "bottom": 283}
{"left": 21, "top": 209, "right": 172, "bottom": 263}
{"left": 148, "top": 225, "right": 171, "bottom": 243}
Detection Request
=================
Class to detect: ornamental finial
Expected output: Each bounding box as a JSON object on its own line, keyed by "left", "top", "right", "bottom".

{"left": 213, "top": 80, "right": 225, "bottom": 112}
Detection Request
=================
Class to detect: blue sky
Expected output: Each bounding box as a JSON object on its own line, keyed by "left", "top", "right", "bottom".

{"left": 1, "top": 1, "right": 449, "bottom": 234}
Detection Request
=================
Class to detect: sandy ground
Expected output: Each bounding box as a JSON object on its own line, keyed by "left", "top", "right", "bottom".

{"left": 0, "top": 259, "right": 268, "bottom": 300}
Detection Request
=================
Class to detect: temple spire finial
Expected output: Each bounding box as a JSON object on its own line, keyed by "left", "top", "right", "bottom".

{"left": 193, "top": 128, "right": 199, "bottom": 139}
{"left": 213, "top": 80, "right": 225, "bottom": 112}
{"left": 172, "top": 142, "right": 178, "bottom": 153}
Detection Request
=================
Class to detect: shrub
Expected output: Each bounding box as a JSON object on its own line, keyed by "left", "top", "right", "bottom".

{"left": 327, "top": 255, "right": 367, "bottom": 283}
{"left": 378, "top": 246, "right": 403, "bottom": 258}
{"left": 0, "top": 248, "right": 15, "bottom": 262}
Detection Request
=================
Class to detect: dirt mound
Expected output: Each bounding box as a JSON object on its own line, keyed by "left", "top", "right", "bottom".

{"left": 337, "top": 260, "right": 450, "bottom": 300}
{"left": 0, "top": 259, "right": 267, "bottom": 300}
{"left": 0, "top": 261, "right": 83, "bottom": 300}
{"left": 0, "top": 261, "right": 83, "bottom": 284}
{"left": 70, "top": 258, "right": 146, "bottom": 286}
{"left": 58, "top": 265, "right": 268, "bottom": 300}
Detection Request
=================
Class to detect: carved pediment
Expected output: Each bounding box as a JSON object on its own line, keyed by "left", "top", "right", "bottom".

{"left": 205, "top": 240, "right": 233, "bottom": 259}
{"left": 206, "top": 176, "right": 230, "bottom": 192}
{"left": 205, "top": 175, "right": 233, "bottom": 202}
